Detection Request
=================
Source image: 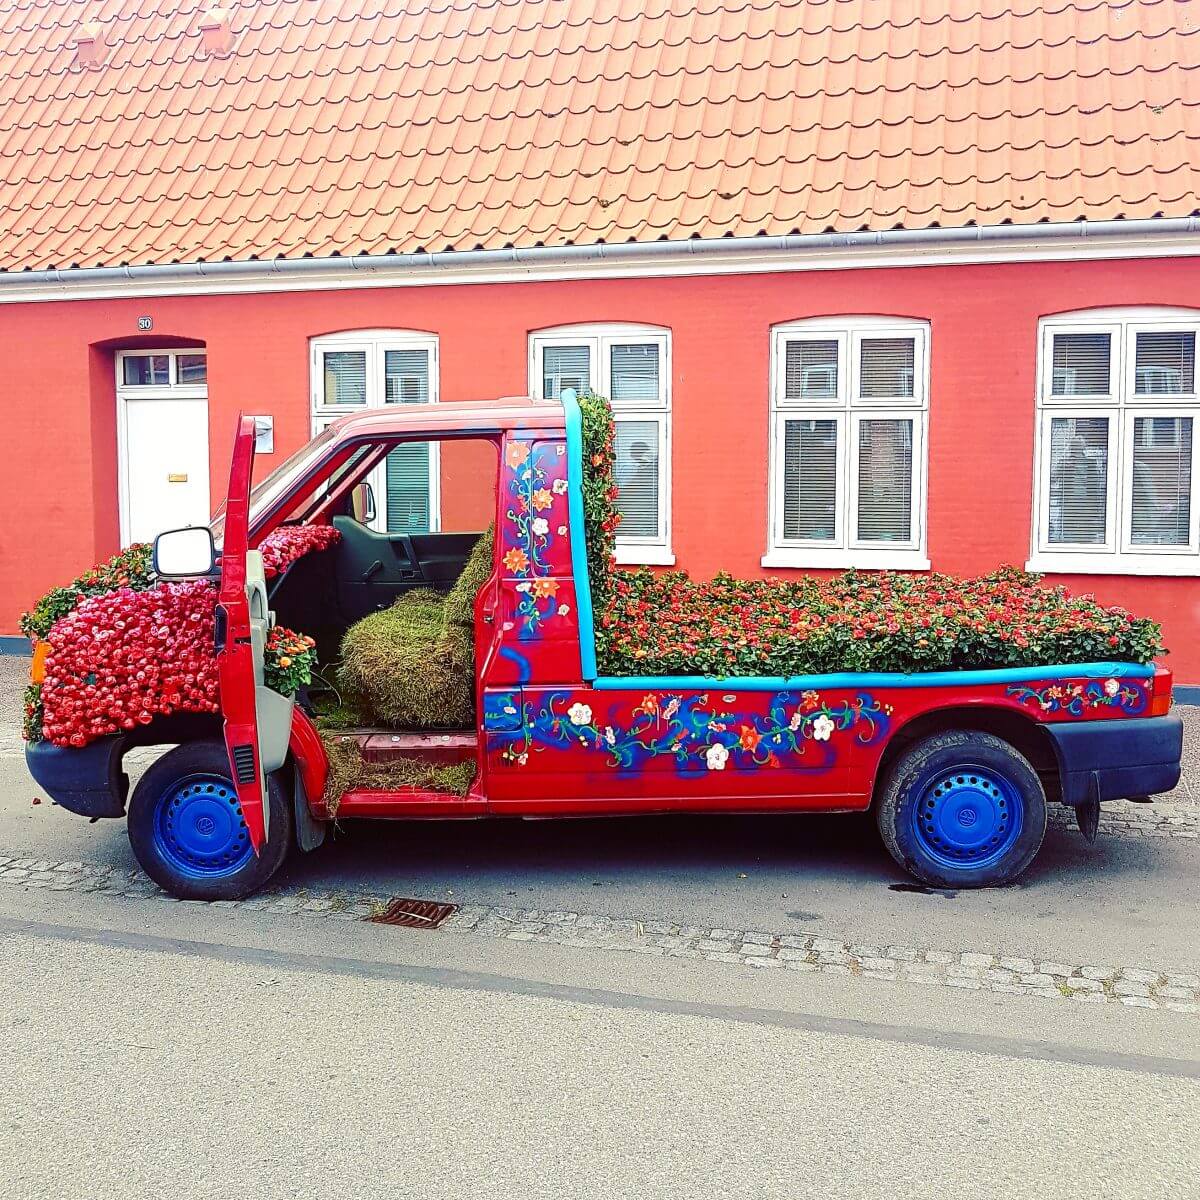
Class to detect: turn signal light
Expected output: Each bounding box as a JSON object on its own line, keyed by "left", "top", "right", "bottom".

{"left": 29, "top": 639, "right": 50, "bottom": 685}
{"left": 1148, "top": 667, "right": 1173, "bottom": 717}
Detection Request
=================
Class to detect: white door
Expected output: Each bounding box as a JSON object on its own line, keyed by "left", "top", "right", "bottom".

{"left": 121, "top": 396, "right": 211, "bottom": 544}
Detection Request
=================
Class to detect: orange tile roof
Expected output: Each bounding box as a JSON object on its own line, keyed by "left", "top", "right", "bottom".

{"left": 1, "top": 0, "right": 1198, "bottom": 272}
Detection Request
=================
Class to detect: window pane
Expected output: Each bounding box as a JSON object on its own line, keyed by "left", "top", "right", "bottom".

{"left": 542, "top": 345, "right": 591, "bottom": 400}
{"left": 385, "top": 443, "right": 431, "bottom": 534}
{"left": 610, "top": 343, "right": 660, "bottom": 403}
{"left": 613, "top": 419, "right": 660, "bottom": 539}
{"left": 122, "top": 354, "right": 169, "bottom": 385}
{"left": 384, "top": 349, "right": 429, "bottom": 404}
{"left": 859, "top": 338, "right": 915, "bottom": 398}
{"left": 322, "top": 350, "right": 367, "bottom": 405}
{"left": 784, "top": 339, "right": 838, "bottom": 400}
{"left": 782, "top": 419, "right": 838, "bottom": 541}
{"left": 856, "top": 419, "right": 913, "bottom": 542}
{"left": 176, "top": 353, "right": 207, "bottom": 384}
{"left": 1051, "top": 333, "right": 1110, "bottom": 396}
{"left": 1048, "top": 417, "right": 1109, "bottom": 544}
{"left": 1134, "top": 332, "right": 1195, "bottom": 395}
{"left": 1131, "top": 417, "right": 1192, "bottom": 546}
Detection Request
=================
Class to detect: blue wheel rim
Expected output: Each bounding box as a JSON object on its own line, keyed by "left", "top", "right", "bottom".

{"left": 151, "top": 772, "right": 253, "bottom": 880}
{"left": 911, "top": 764, "right": 1024, "bottom": 871}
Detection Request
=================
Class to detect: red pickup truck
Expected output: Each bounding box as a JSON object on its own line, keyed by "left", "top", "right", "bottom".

{"left": 26, "top": 396, "right": 1183, "bottom": 900}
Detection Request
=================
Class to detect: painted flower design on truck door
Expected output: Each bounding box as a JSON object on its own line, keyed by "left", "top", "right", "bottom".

{"left": 490, "top": 689, "right": 892, "bottom": 776}
{"left": 502, "top": 438, "right": 571, "bottom": 636}
{"left": 1006, "top": 677, "right": 1148, "bottom": 717}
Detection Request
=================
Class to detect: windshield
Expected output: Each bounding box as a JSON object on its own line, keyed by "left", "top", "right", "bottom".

{"left": 209, "top": 424, "right": 340, "bottom": 544}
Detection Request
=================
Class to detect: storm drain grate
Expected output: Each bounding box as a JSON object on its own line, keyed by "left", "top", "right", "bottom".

{"left": 368, "top": 898, "right": 459, "bottom": 929}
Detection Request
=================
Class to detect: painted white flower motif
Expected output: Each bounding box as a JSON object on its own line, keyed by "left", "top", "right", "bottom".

{"left": 568, "top": 702, "right": 593, "bottom": 726}
{"left": 1104, "top": 678, "right": 1120, "bottom": 696}
{"left": 705, "top": 743, "right": 729, "bottom": 771}
{"left": 1040, "top": 700, "right": 1053, "bottom": 711}
{"left": 559, "top": 604, "right": 571, "bottom": 616}
{"left": 788, "top": 711, "right": 803, "bottom": 731}
{"left": 532, "top": 517, "right": 549, "bottom": 536}
{"left": 503, "top": 705, "right": 517, "bottom": 716}
{"left": 557, "top": 525, "right": 568, "bottom": 535}
{"left": 517, "top": 753, "right": 528, "bottom": 766}
{"left": 604, "top": 725, "right": 616, "bottom": 746}
{"left": 811, "top": 714, "right": 835, "bottom": 742}
{"left": 552, "top": 478, "right": 569, "bottom": 494}
{"left": 515, "top": 581, "right": 532, "bottom": 593}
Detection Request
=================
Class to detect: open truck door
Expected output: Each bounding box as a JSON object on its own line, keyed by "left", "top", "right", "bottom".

{"left": 216, "top": 414, "right": 293, "bottom": 853}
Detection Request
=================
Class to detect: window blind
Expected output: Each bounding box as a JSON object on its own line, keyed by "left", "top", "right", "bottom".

{"left": 1048, "top": 416, "right": 1109, "bottom": 544}
{"left": 1134, "top": 331, "right": 1195, "bottom": 396}
{"left": 613, "top": 418, "right": 660, "bottom": 538}
{"left": 1131, "top": 416, "right": 1192, "bottom": 546}
{"left": 1051, "top": 333, "right": 1110, "bottom": 396}
{"left": 784, "top": 339, "right": 838, "bottom": 400}
{"left": 859, "top": 338, "right": 915, "bottom": 398}
{"left": 782, "top": 418, "right": 838, "bottom": 541}
{"left": 856, "top": 419, "right": 913, "bottom": 542}
{"left": 384, "top": 349, "right": 430, "bottom": 404}
{"left": 542, "top": 345, "right": 591, "bottom": 400}
{"left": 610, "top": 343, "right": 660, "bottom": 402}
{"left": 322, "top": 350, "right": 367, "bottom": 405}
{"left": 382, "top": 349, "right": 431, "bottom": 534}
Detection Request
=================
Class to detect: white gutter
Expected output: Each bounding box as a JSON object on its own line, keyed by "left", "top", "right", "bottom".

{"left": 2, "top": 216, "right": 1199, "bottom": 303}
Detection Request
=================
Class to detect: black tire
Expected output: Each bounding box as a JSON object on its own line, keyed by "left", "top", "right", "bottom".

{"left": 876, "top": 730, "right": 1047, "bottom": 889}
{"left": 128, "top": 740, "right": 293, "bottom": 901}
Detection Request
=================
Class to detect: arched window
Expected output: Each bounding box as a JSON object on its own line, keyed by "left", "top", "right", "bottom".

{"left": 764, "top": 317, "right": 930, "bottom": 570}
{"left": 310, "top": 330, "right": 439, "bottom": 534}
{"left": 529, "top": 323, "right": 673, "bottom": 565}
{"left": 1031, "top": 308, "right": 1200, "bottom": 574}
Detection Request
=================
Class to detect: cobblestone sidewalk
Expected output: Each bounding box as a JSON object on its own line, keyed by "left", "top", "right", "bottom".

{"left": 2, "top": 853, "right": 1196, "bottom": 1016}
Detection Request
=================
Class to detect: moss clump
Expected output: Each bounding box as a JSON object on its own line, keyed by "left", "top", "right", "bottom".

{"left": 335, "top": 527, "right": 494, "bottom": 729}
{"left": 320, "top": 735, "right": 476, "bottom": 815}
{"left": 442, "top": 526, "right": 494, "bottom": 631}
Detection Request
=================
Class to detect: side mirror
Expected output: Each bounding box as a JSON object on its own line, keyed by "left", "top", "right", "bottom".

{"left": 153, "top": 526, "right": 216, "bottom": 578}
{"left": 351, "top": 481, "right": 377, "bottom": 524}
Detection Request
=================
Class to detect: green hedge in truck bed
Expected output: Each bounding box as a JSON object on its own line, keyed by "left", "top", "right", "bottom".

{"left": 577, "top": 394, "right": 1164, "bottom": 676}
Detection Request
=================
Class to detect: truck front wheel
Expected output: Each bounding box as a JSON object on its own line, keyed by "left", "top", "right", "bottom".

{"left": 876, "top": 730, "right": 1047, "bottom": 889}
{"left": 127, "top": 741, "right": 292, "bottom": 901}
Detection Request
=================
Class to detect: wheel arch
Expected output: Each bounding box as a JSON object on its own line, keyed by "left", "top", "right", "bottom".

{"left": 872, "top": 704, "right": 1062, "bottom": 808}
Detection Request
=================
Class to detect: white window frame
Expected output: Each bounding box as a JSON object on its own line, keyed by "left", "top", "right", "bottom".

{"left": 1030, "top": 308, "right": 1200, "bottom": 575}
{"left": 763, "top": 317, "right": 930, "bottom": 570}
{"left": 115, "top": 348, "right": 209, "bottom": 547}
{"left": 310, "top": 330, "right": 440, "bottom": 534}
{"left": 529, "top": 323, "right": 673, "bottom": 565}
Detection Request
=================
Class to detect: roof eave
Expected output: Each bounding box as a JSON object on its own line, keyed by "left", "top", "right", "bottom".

{"left": 3, "top": 217, "right": 1200, "bottom": 304}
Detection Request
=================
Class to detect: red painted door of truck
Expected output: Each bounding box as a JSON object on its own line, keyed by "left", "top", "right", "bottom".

{"left": 215, "top": 414, "right": 270, "bottom": 851}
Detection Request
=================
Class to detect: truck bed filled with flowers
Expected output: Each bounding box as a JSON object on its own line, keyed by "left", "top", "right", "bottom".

{"left": 576, "top": 393, "right": 1164, "bottom": 677}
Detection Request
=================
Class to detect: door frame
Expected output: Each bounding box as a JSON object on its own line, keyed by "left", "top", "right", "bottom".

{"left": 115, "top": 348, "right": 210, "bottom": 546}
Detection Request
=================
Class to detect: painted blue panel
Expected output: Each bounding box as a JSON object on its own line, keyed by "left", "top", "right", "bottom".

{"left": 560, "top": 390, "right": 598, "bottom": 681}
{"left": 0, "top": 636, "right": 30, "bottom": 657}
{"left": 592, "top": 662, "right": 1155, "bottom": 692}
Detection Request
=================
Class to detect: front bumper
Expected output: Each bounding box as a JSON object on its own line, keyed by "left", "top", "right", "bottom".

{"left": 25, "top": 736, "right": 128, "bottom": 818}
{"left": 1045, "top": 714, "right": 1183, "bottom": 806}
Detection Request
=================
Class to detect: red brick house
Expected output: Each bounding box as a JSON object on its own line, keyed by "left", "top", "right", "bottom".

{"left": 3, "top": 1, "right": 1200, "bottom": 684}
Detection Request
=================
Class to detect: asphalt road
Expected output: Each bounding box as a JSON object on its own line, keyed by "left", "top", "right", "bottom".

{"left": 2, "top": 890, "right": 1198, "bottom": 1200}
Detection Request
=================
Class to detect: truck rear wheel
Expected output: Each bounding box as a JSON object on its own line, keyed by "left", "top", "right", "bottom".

{"left": 876, "top": 730, "right": 1047, "bottom": 889}
{"left": 127, "top": 740, "right": 292, "bottom": 901}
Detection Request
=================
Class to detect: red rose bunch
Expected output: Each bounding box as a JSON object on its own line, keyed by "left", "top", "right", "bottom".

{"left": 597, "top": 566, "right": 1165, "bottom": 677}
{"left": 259, "top": 524, "right": 340, "bottom": 578}
{"left": 40, "top": 580, "right": 220, "bottom": 747}
{"left": 28, "top": 524, "right": 339, "bottom": 746}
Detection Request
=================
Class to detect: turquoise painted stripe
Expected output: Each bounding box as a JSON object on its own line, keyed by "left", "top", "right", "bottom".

{"left": 591, "top": 661, "right": 1154, "bottom": 692}
{"left": 560, "top": 391, "right": 598, "bottom": 680}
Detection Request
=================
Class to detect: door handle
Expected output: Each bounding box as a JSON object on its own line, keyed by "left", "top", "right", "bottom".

{"left": 361, "top": 559, "right": 384, "bottom": 582}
